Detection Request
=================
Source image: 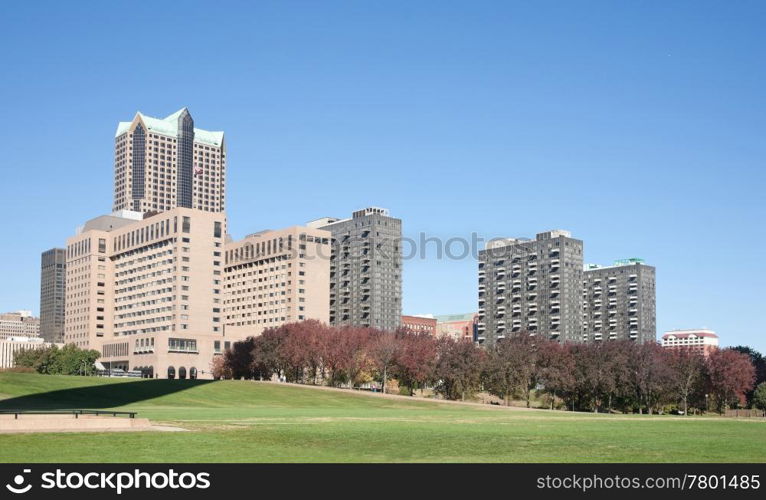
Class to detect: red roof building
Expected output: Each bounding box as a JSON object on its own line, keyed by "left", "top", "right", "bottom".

{"left": 661, "top": 329, "right": 719, "bottom": 357}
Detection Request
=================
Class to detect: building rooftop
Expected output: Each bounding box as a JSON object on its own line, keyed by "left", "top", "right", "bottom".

{"left": 662, "top": 329, "right": 718, "bottom": 339}
{"left": 115, "top": 108, "right": 224, "bottom": 147}
{"left": 585, "top": 258, "right": 649, "bottom": 271}
{"left": 435, "top": 313, "right": 477, "bottom": 323}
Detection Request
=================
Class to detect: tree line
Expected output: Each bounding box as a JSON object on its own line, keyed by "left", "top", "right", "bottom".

{"left": 213, "top": 320, "right": 761, "bottom": 414}
{"left": 14, "top": 344, "right": 101, "bottom": 376}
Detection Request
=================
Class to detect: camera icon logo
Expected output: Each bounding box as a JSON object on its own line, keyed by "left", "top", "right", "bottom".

{"left": 5, "top": 469, "right": 32, "bottom": 494}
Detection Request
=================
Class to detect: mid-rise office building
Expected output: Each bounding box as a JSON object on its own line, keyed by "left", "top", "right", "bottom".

{"left": 113, "top": 108, "right": 225, "bottom": 214}
{"left": 308, "top": 207, "right": 402, "bottom": 331}
{"left": 0, "top": 311, "right": 40, "bottom": 340}
{"left": 64, "top": 207, "right": 232, "bottom": 378}
{"left": 582, "top": 258, "right": 656, "bottom": 343}
{"left": 477, "top": 230, "right": 583, "bottom": 345}
{"left": 223, "top": 226, "right": 331, "bottom": 338}
{"left": 40, "top": 248, "right": 66, "bottom": 343}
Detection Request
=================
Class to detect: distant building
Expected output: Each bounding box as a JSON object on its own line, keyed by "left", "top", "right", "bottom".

{"left": 582, "top": 258, "right": 656, "bottom": 344}
{"left": 223, "top": 225, "right": 331, "bottom": 338}
{"left": 661, "top": 329, "right": 719, "bottom": 357}
{"left": 40, "top": 248, "right": 66, "bottom": 343}
{"left": 308, "top": 207, "right": 402, "bottom": 331}
{"left": 113, "top": 108, "right": 226, "bottom": 214}
{"left": 401, "top": 315, "right": 437, "bottom": 335}
{"left": 478, "top": 230, "right": 584, "bottom": 345}
{"left": 0, "top": 336, "right": 56, "bottom": 369}
{"left": 0, "top": 311, "right": 40, "bottom": 340}
{"left": 435, "top": 313, "right": 478, "bottom": 340}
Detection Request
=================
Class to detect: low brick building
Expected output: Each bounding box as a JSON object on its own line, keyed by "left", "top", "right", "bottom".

{"left": 401, "top": 315, "right": 437, "bottom": 335}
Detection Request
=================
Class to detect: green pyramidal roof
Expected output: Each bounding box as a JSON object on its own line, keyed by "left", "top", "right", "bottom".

{"left": 115, "top": 108, "right": 224, "bottom": 147}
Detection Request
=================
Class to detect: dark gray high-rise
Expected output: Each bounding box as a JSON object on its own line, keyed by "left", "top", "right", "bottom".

{"left": 477, "top": 230, "right": 583, "bottom": 345}
{"left": 582, "top": 259, "right": 656, "bottom": 344}
{"left": 308, "top": 207, "right": 402, "bottom": 331}
{"left": 40, "top": 248, "right": 66, "bottom": 343}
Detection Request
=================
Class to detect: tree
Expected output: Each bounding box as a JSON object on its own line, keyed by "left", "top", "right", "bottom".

{"left": 370, "top": 330, "right": 400, "bottom": 394}
{"left": 394, "top": 332, "right": 438, "bottom": 395}
{"left": 225, "top": 337, "right": 257, "bottom": 379}
{"left": 752, "top": 382, "right": 766, "bottom": 411}
{"left": 730, "top": 346, "right": 766, "bottom": 407}
{"left": 627, "top": 343, "right": 673, "bottom": 414}
{"left": 484, "top": 333, "right": 537, "bottom": 407}
{"left": 434, "top": 337, "right": 485, "bottom": 401}
{"left": 251, "top": 328, "right": 286, "bottom": 380}
{"left": 667, "top": 347, "right": 706, "bottom": 415}
{"left": 536, "top": 340, "right": 575, "bottom": 410}
{"left": 209, "top": 355, "right": 231, "bottom": 380}
{"left": 706, "top": 348, "right": 756, "bottom": 413}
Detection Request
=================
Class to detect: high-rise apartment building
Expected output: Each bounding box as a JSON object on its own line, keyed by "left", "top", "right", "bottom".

{"left": 40, "top": 248, "right": 66, "bottom": 343}
{"left": 223, "top": 226, "right": 331, "bottom": 338}
{"left": 64, "top": 207, "right": 232, "bottom": 378}
{"left": 477, "top": 230, "right": 583, "bottom": 345}
{"left": 308, "top": 207, "right": 402, "bottom": 331}
{"left": 582, "top": 259, "right": 656, "bottom": 344}
{"left": 113, "top": 108, "right": 225, "bottom": 214}
{"left": 0, "top": 311, "right": 40, "bottom": 340}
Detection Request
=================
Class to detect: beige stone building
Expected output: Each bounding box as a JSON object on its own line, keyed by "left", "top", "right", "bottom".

{"left": 0, "top": 311, "right": 40, "bottom": 340}
{"left": 223, "top": 226, "right": 331, "bottom": 338}
{"left": 0, "top": 337, "right": 61, "bottom": 369}
{"left": 113, "top": 108, "right": 225, "bottom": 214}
{"left": 64, "top": 207, "right": 240, "bottom": 379}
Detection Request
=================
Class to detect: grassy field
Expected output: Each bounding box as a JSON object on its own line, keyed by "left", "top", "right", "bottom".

{"left": 1, "top": 373, "right": 764, "bottom": 463}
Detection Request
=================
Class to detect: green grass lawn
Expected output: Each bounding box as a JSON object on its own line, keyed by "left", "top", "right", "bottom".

{"left": 1, "top": 373, "right": 764, "bottom": 463}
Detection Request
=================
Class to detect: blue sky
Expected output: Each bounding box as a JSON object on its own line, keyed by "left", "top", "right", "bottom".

{"left": 0, "top": 1, "right": 763, "bottom": 351}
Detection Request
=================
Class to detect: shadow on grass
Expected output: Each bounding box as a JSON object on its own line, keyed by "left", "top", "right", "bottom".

{"left": 0, "top": 379, "right": 214, "bottom": 410}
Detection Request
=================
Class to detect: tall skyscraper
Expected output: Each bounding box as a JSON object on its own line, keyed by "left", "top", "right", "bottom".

{"left": 308, "top": 207, "right": 402, "bottom": 331}
{"left": 39, "top": 248, "right": 66, "bottom": 343}
{"left": 582, "top": 258, "right": 656, "bottom": 344}
{"left": 477, "top": 230, "right": 584, "bottom": 345}
{"left": 113, "top": 108, "right": 225, "bottom": 214}
{"left": 223, "top": 226, "right": 331, "bottom": 338}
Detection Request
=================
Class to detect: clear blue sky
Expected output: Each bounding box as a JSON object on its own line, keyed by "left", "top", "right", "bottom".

{"left": 1, "top": 1, "right": 764, "bottom": 351}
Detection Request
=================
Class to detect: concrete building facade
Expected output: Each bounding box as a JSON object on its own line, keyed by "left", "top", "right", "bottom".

{"left": 223, "top": 226, "right": 331, "bottom": 338}
{"left": 0, "top": 311, "right": 40, "bottom": 340}
{"left": 113, "top": 108, "right": 225, "bottom": 214}
{"left": 308, "top": 207, "right": 402, "bottom": 331}
{"left": 477, "top": 230, "right": 583, "bottom": 345}
{"left": 64, "top": 207, "right": 234, "bottom": 378}
{"left": 582, "top": 259, "right": 656, "bottom": 344}
{"left": 40, "top": 248, "right": 66, "bottom": 343}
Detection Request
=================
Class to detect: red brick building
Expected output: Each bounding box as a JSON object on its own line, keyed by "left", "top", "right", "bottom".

{"left": 401, "top": 315, "right": 437, "bottom": 335}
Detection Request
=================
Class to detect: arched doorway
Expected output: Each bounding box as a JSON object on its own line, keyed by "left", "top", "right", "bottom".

{"left": 189, "top": 367, "right": 197, "bottom": 380}
{"left": 179, "top": 366, "right": 187, "bottom": 380}
{"left": 167, "top": 366, "right": 176, "bottom": 379}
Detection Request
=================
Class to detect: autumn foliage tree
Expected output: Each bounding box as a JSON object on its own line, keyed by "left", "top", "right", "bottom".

{"left": 706, "top": 348, "right": 756, "bottom": 413}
